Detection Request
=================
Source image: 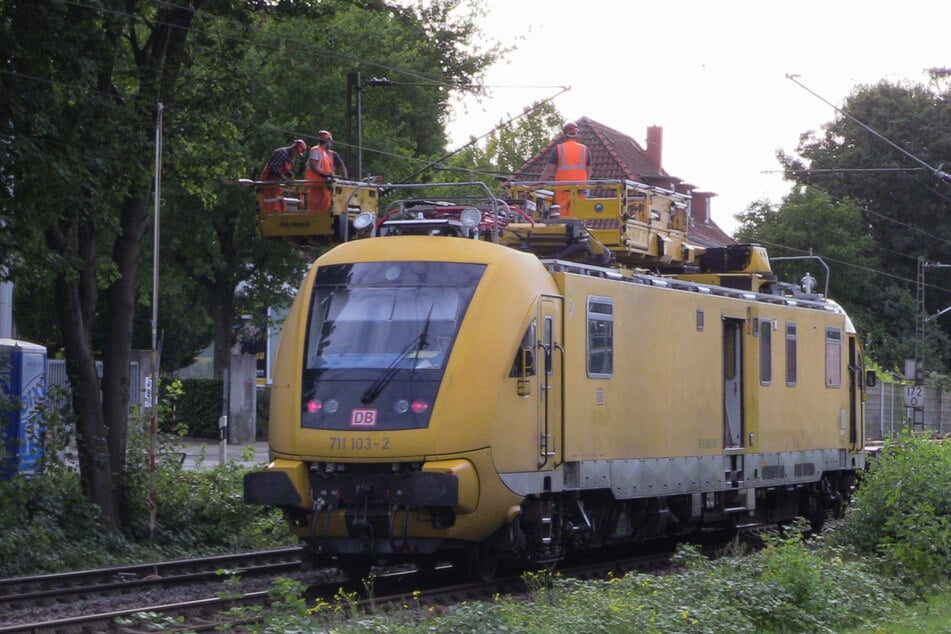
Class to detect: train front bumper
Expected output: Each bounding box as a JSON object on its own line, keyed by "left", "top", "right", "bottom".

{"left": 243, "top": 457, "right": 479, "bottom": 515}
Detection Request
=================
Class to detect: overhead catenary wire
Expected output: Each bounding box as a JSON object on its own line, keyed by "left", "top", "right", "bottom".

{"left": 785, "top": 74, "right": 951, "bottom": 185}
{"left": 754, "top": 239, "right": 951, "bottom": 295}
{"left": 762, "top": 168, "right": 928, "bottom": 174}
{"left": 397, "top": 86, "right": 571, "bottom": 183}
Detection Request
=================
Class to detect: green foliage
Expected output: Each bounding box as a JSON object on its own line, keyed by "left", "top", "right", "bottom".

{"left": 0, "top": 412, "right": 288, "bottom": 576}
{"left": 442, "top": 99, "right": 564, "bottom": 183}
{"left": 0, "top": 466, "right": 138, "bottom": 576}
{"left": 2, "top": 0, "right": 504, "bottom": 531}
{"left": 286, "top": 540, "right": 899, "bottom": 633}
{"left": 116, "top": 421, "right": 287, "bottom": 552}
{"left": 256, "top": 386, "right": 270, "bottom": 441}
{"left": 0, "top": 450, "right": 290, "bottom": 578}
{"left": 835, "top": 431, "right": 951, "bottom": 590}
{"left": 734, "top": 186, "right": 948, "bottom": 371}
{"left": 779, "top": 80, "right": 951, "bottom": 371}
{"left": 162, "top": 378, "right": 223, "bottom": 438}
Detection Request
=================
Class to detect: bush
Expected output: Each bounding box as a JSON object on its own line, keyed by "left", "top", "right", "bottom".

{"left": 256, "top": 385, "right": 270, "bottom": 441}
{"left": 0, "top": 467, "right": 141, "bottom": 576}
{"left": 162, "top": 377, "right": 222, "bottom": 438}
{"left": 297, "top": 540, "right": 899, "bottom": 634}
{"left": 834, "top": 431, "right": 951, "bottom": 589}
{"left": 0, "top": 427, "right": 290, "bottom": 577}
{"left": 120, "top": 425, "right": 289, "bottom": 552}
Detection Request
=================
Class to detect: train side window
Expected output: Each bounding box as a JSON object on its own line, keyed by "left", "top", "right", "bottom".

{"left": 510, "top": 320, "right": 537, "bottom": 377}
{"left": 587, "top": 296, "right": 613, "bottom": 378}
{"left": 786, "top": 322, "right": 797, "bottom": 386}
{"left": 759, "top": 319, "right": 772, "bottom": 385}
{"left": 826, "top": 327, "right": 842, "bottom": 388}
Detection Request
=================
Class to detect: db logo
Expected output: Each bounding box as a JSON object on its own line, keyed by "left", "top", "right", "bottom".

{"left": 350, "top": 409, "right": 378, "bottom": 427}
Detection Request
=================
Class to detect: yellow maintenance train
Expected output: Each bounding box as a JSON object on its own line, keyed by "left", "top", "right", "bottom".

{"left": 244, "top": 179, "right": 873, "bottom": 580}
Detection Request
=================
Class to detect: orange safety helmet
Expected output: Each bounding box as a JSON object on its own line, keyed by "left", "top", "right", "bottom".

{"left": 562, "top": 121, "right": 578, "bottom": 136}
{"left": 317, "top": 130, "right": 333, "bottom": 142}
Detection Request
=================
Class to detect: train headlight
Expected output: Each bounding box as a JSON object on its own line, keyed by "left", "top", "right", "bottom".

{"left": 353, "top": 211, "right": 376, "bottom": 232}
{"left": 411, "top": 399, "right": 430, "bottom": 414}
{"left": 393, "top": 399, "right": 410, "bottom": 414}
{"left": 325, "top": 399, "right": 340, "bottom": 414}
{"left": 460, "top": 207, "right": 482, "bottom": 228}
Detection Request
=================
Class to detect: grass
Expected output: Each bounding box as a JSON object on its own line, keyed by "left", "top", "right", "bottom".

{"left": 250, "top": 537, "right": 923, "bottom": 634}
{"left": 844, "top": 587, "right": 951, "bottom": 634}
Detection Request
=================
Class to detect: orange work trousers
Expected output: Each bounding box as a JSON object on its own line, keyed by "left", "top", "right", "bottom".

{"left": 258, "top": 185, "right": 286, "bottom": 213}
{"left": 553, "top": 187, "right": 585, "bottom": 217}
{"left": 306, "top": 181, "right": 332, "bottom": 212}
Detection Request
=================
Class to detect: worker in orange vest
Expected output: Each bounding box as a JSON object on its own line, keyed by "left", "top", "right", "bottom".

{"left": 540, "top": 121, "right": 590, "bottom": 217}
{"left": 305, "top": 130, "right": 349, "bottom": 212}
{"left": 258, "top": 139, "right": 307, "bottom": 212}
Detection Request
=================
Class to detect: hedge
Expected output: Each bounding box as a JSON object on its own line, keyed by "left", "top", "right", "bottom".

{"left": 162, "top": 377, "right": 222, "bottom": 438}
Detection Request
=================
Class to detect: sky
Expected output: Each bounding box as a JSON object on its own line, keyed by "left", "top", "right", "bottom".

{"left": 445, "top": 0, "right": 951, "bottom": 236}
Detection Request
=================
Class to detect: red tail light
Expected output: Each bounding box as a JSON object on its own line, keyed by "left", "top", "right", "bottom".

{"left": 411, "top": 399, "right": 430, "bottom": 414}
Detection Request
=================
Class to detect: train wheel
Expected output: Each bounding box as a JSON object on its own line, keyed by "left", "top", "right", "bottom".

{"left": 339, "top": 556, "right": 373, "bottom": 582}
{"left": 466, "top": 542, "right": 498, "bottom": 582}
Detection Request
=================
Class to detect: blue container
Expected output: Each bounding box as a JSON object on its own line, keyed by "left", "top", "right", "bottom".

{"left": 0, "top": 339, "right": 47, "bottom": 478}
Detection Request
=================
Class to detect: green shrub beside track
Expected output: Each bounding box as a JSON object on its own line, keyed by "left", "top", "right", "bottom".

{"left": 2, "top": 429, "right": 950, "bottom": 631}
{"left": 834, "top": 430, "right": 951, "bottom": 590}
{"left": 0, "top": 432, "right": 291, "bottom": 577}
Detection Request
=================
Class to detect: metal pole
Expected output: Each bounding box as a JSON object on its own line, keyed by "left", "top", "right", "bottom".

{"left": 149, "top": 102, "right": 164, "bottom": 542}
{"left": 356, "top": 72, "right": 363, "bottom": 181}
{"left": 220, "top": 367, "right": 229, "bottom": 464}
{"left": 890, "top": 382, "right": 895, "bottom": 438}
{"left": 879, "top": 379, "right": 885, "bottom": 440}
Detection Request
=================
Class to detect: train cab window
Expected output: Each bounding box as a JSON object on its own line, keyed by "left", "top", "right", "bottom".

{"left": 786, "top": 322, "right": 797, "bottom": 386}
{"left": 826, "top": 327, "right": 842, "bottom": 388}
{"left": 510, "top": 320, "right": 537, "bottom": 377}
{"left": 587, "top": 297, "right": 613, "bottom": 378}
{"left": 299, "top": 261, "right": 484, "bottom": 432}
{"left": 759, "top": 319, "right": 772, "bottom": 385}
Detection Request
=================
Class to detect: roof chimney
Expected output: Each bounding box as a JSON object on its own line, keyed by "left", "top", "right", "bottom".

{"left": 646, "top": 126, "right": 663, "bottom": 170}
{"left": 691, "top": 192, "right": 713, "bottom": 224}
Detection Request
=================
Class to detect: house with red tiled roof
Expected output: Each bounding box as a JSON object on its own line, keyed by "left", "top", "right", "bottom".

{"left": 511, "top": 116, "right": 734, "bottom": 248}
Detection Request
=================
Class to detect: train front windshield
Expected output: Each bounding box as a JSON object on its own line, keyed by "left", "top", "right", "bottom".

{"left": 300, "top": 261, "right": 485, "bottom": 431}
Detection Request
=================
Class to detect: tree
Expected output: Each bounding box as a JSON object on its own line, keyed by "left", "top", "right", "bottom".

{"left": 735, "top": 187, "right": 949, "bottom": 371}
{"left": 155, "top": 1, "right": 503, "bottom": 379}
{"left": 0, "top": 0, "right": 501, "bottom": 532}
{"left": 779, "top": 78, "right": 951, "bottom": 370}
{"left": 1, "top": 0, "right": 231, "bottom": 531}
{"left": 437, "top": 100, "right": 563, "bottom": 185}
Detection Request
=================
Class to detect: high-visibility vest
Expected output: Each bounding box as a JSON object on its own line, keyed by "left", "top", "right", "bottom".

{"left": 305, "top": 147, "right": 334, "bottom": 181}
{"left": 554, "top": 140, "right": 589, "bottom": 182}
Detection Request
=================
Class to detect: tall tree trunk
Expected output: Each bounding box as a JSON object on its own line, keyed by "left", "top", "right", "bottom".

{"left": 101, "top": 194, "right": 152, "bottom": 475}
{"left": 52, "top": 263, "right": 122, "bottom": 532}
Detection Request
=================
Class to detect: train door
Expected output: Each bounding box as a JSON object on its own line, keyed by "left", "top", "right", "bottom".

{"left": 537, "top": 296, "right": 563, "bottom": 469}
{"left": 723, "top": 318, "right": 744, "bottom": 448}
{"left": 847, "top": 335, "right": 863, "bottom": 449}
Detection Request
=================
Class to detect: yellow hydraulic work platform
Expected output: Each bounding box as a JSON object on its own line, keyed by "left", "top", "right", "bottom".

{"left": 503, "top": 179, "right": 699, "bottom": 269}
{"left": 245, "top": 179, "right": 381, "bottom": 246}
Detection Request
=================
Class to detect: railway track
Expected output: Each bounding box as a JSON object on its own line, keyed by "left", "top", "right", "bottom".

{"left": 0, "top": 547, "right": 308, "bottom": 633}
{"left": 0, "top": 530, "right": 761, "bottom": 632}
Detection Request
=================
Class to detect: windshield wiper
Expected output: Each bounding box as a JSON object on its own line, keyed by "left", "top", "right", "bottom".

{"left": 360, "top": 306, "right": 433, "bottom": 404}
